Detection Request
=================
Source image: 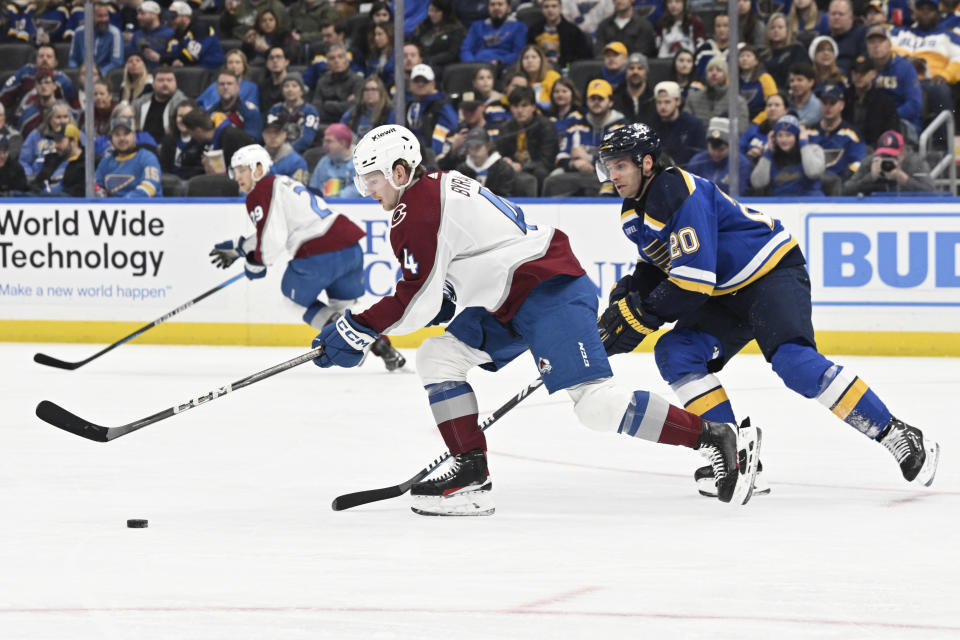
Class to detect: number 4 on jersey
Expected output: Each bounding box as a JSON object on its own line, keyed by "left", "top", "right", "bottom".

{"left": 403, "top": 248, "right": 419, "bottom": 274}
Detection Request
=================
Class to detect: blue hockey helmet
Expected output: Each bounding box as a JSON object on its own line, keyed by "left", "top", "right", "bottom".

{"left": 596, "top": 123, "right": 661, "bottom": 182}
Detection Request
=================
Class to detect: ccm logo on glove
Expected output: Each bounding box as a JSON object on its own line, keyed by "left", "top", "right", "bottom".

{"left": 336, "top": 315, "right": 376, "bottom": 350}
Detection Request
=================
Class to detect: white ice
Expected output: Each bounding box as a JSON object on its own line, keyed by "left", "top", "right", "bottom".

{"left": 1, "top": 342, "right": 957, "bottom": 639}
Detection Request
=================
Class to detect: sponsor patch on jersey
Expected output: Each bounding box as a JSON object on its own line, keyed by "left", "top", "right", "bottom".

{"left": 391, "top": 203, "right": 407, "bottom": 227}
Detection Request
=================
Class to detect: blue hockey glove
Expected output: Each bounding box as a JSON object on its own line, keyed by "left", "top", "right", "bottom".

{"left": 243, "top": 256, "right": 267, "bottom": 280}
{"left": 427, "top": 280, "right": 457, "bottom": 326}
{"left": 313, "top": 310, "right": 379, "bottom": 368}
{"left": 210, "top": 236, "right": 246, "bottom": 269}
{"left": 597, "top": 292, "right": 663, "bottom": 355}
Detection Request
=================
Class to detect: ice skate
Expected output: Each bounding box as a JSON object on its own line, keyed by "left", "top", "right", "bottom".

{"left": 411, "top": 448, "right": 494, "bottom": 516}
{"left": 695, "top": 459, "right": 769, "bottom": 498}
{"left": 695, "top": 418, "right": 762, "bottom": 505}
{"left": 371, "top": 335, "right": 406, "bottom": 371}
{"left": 878, "top": 417, "right": 940, "bottom": 487}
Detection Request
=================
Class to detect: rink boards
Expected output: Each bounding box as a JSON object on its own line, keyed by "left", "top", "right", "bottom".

{"left": 0, "top": 196, "right": 958, "bottom": 356}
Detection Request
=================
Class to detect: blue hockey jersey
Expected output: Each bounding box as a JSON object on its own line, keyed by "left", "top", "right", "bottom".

{"left": 620, "top": 167, "right": 797, "bottom": 297}
{"left": 266, "top": 102, "right": 321, "bottom": 153}
{"left": 95, "top": 148, "right": 163, "bottom": 198}
{"left": 164, "top": 24, "right": 225, "bottom": 70}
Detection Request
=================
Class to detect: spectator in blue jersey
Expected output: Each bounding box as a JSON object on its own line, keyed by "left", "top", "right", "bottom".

{"left": 599, "top": 41, "right": 629, "bottom": 88}
{"left": 20, "top": 100, "right": 73, "bottom": 178}
{"left": 405, "top": 63, "right": 458, "bottom": 159}
{"left": 865, "top": 24, "right": 923, "bottom": 140}
{"left": 0, "top": 44, "right": 77, "bottom": 114}
{"left": 262, "top": 120, "right": 310, "bottom": 184}
{"left": 207, "top": 70, "right": 263, "bottom": 140}
{"left": 31, "top": 122, "right": 84, "bottom": 196}
{"left": 544, "top": 77, "right": 584, "bottom": 135}
{"left": 94, "top": 102, "right": 158, "bottom": 160}
{"left": 127, "top": 1, "right": 172, "bottom": 68}
{"left": 472, "top": 65, "right": 509, "bottom": 130}
{"left": 404, "top": 0, "right": 431, "bottom": 35}
{"left": 307, "top": 122, "right": 361, "bottom": 198}
{"left": 266, "top": 74, "right": 320, "bottom": 154}
{"left": 823, "top": 0, "right": 866, "bottom": 74}
{"left": 69, "top": 3, "right": 124, "bottom": 74}
{"left": 198, "top": 50, "right": 261, "bottom": 112}
{"left": 740, "top": 92, "right": 788, "bottom": 162}
{"left": 15, "top": 68, "right": 61, "bottom": 138}
{"left": 671, "top": 49, "right": 704, "bottom": 102}
{"left": 738, "top": 44, "right": 777, "bottom": 123}
{"left": 686, "top": 117, "right": 751, "bottom": 195}
{"left": 460, "top": 0, "right": 528, "bottom": 66}
{"left": 525, "top": 0, "right": 594, "bottom": 70}
{"left": 649, "top": 80, "right": 705, "bottom": 167}
{"left": 258, "top": 47, "right": 289, "bottom": 117}
{"left": 6, "top": 0, "right": 70, "bottom": 44}
{"left": 694, "top": 12, "right": 729, "bottom": 80}
{"left": 787, "top": 62, "right": 822, "bottom": 128}
{"left": 413, "top": 0, "right": 466, "bottom": 69}
{"left": 95, "top": 115, "right": 163, "bottom": 198}
{"left": 809, "top": 83, "right": 865, "bottom": 195}
{"left": 365, "top": 22, "right": 396, "bottom": 87}
{"left": 454, "top": 126, "right": 519, "bottom": 195}
{"left": 183, "top": 108, "right": 257, "bottom": 173}
{"left": 544, "top": 78, "right": 627, "bottom": 196}
{"left": 159, "top": 99, "right": 204, "bottom": 180}
{"left": 0, "top": 104, "right": 23, "bottom": 161}
{"left": 164, "top": 1, "right": 226, "bottom": 70}
{"left": 842, "top": 129, "right": 935, "bottom": 195}
{"left": 594, "top": 0, "right": 656, "bottom": 58}
{"left": 750, "top": 113, "right": 825, "bottom": 196}
{"left": 312, "top": 44, "right": 364, "bottom": 126}
{"left": 340, "top": 75, "right": 395, "bottom": 139}
{"left": 0, "top": 137, "right": 28, "bottom": 195}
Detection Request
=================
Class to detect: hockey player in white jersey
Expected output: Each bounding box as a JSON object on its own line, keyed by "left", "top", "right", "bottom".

{"left": 209, "top": 144, "right": 405, "bottom": 371}
{"left": 310, "top": 125, "right": 763, "bottom": 515}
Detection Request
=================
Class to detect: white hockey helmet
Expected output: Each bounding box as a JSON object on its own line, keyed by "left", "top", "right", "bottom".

{"left": 352, "top": 125, "right": 422, "bottom": 196}
{"left": 231, "top": 144, "right": 273, "bottom": 181}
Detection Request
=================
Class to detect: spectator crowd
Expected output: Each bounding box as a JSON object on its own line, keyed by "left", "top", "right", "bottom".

{"left": 0, "top": 0, "right": 956, "bottom": 198}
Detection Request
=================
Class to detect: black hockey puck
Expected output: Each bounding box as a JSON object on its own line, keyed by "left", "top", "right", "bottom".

{"left": 126, "top": 519, "right": 148, "bottom": 528}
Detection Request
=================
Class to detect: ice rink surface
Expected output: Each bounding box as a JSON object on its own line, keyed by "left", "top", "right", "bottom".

{"left": 1, "top": 341, "right": 957, "bottom": 639}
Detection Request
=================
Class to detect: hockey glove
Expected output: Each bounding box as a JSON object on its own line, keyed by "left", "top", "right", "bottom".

{"left": 597, "top": 292, "right": 663, "bottom": 355}
{"left": 243, "top": 256, "right": 267, "bottom": 280}
{"left": 608, "top": 272, "right": 635, "bottom": 304}
{"left": 313, "top": 310, "right": 378, "bottom": 368}
{"left": 210, "top": 237, "right": 246, "bottom": 269}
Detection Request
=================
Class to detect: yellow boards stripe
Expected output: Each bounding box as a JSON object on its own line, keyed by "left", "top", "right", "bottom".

{"left": 685, "top": 387, "right": 729, "bottom": 416}
{"left": 831, "top": 377, "right": 869, "bottom": 420}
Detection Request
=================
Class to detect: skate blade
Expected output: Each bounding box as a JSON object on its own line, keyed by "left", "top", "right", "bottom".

{"left": 729, "top": 426, "right": 762, "bottom": 505}
{"left": 411, "top": 487, "right": 494, "bottom": 516}
{"left": 697, "top": 474, "right": 770, "bottom": 498}
{"left": 915, "top": 440, "right": 941, "bottom": 487}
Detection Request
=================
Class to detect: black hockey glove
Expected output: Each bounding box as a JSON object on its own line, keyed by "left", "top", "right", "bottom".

{"left": 210, "top": 236, "right": 246, "bottom": 269}
{"left": 608, "top": 272, "right": 635, "bottom": 304}
{"left": 597, "top": 292, "right": 663, "bottom": 355}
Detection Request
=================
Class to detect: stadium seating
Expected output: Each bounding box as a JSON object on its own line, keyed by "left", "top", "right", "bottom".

{"left": 173, "top": 67, "right": 212, "bottom": 100}
{"left": 187, "top": 174, "right": 240, "bottom": 196}
{"left": 441, "top": 62, "right": 488, "bottom": 100}
{"left": 303, "top": 146, "right": 326, "bottom": 174}
{"left": 568, "top": 59, "right": 602, "bottom": 97}
{"left": 0, "top": 43, "right": 37, "bottom": 71}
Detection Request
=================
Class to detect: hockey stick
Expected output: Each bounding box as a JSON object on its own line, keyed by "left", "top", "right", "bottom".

{"left": 33, "top": 273, "right": 245, "bottom": 370}
{"left": 36, "top": 347, "right": 324, "bottom": 442}
{"left": 331, "top": 377, "right": 545, "bottom": 511}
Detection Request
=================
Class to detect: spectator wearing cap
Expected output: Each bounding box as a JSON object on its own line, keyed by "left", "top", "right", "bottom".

{"left": 133, "top": 66, "right": 187, "bottom": 144}
{"left": 512, "top": 45, "right": 561, "bottom": 110}
{"left": 750, "top": 113, "right": 825, "bottom": 196}
{"left": 0, "top": 104, "right": 23, "bottom": 161}
{"left": 94, "top": 102, "right": 159, "bottom": 160}
{"left": 207, "top": 70, "right": 264, "bottom": 140}
{"left": 763, "top": 12, "right": 810, "bottom": 92}
{"left": 287, "top": 0, "right": 341, "bottom": 47}
{"left": 460, "top": 0, "right": 528, "bottom": 66}
{"left": 649, "top": 80, "right": 704, "bottom": 166}
{"left": 413, "top": 0, "right": 467, "bottom": 69}
{"left": 95, "top": 115, "right": 163, "bottom": 198}
{"left": 738, "top": 43, "right": 777, "bottom": 123}
{"left": 158, "top": 99, "right": 205, "bottom": 181}
{"left": 562, "top": 0, "right": 613, "bottom": 37}
{"left": 0, "top": 45, "right": 78, "bottom": 114}
{"left": 31, "top": 123, "right": 84, "bottom": 197}
{"left": 340, "top": 75, "right": 395, "bottom": 139}
{"left": 544, "top": 78, "right": 626, "bottom": 196}
{"left": 15, "top": 68, "right": 62, "bottom": 138}
{"left": 198, "top": 50, "right": 262, "bottom": 113}
{"left": 265, "top": 74, "right": 320, "bottom": 154}
{"left": 182, "top": 109, "right": 256, "bottom": 173}
{"left": 740, "top": 92, "right": 788, "bottom": 161}
{"left": 824, "top": 0, "right": 866, "bottom": 75}
{"left": 120, "top": 52, "right": 154, "bottom": 104}
{"left": 455, "top": 127, "right": 519, "bottom": 195}
{"left": 313, "top": 44, "right": 364, "bottom": 127}
{"left": 656, "top": 0, "right": 705, "bottom": 58}
{"left": 257, "top": 47, "right": 291, "bottom": 118}
{"left": 684, "top": 56, "right": 749, "bottom": 134}
{"left": 863, "top": 0, "right": 888, "bottom": 27}
{"left": 69, "top": 3, "right": 124, "bottom": 74}
{"left": 262, "top": 120, "right": 310, "bottom": 184}
{"left": 695, "top": 13, "right": 729, "bottom": 80}
{"left": 842, "top": 129, "right": 935, "bottom": 194}
{"left": 164, "top": 1, "right": 226, "bottom": 70}
{"left": 787, "top": 62, "right": 822, "bottom": 128}
{"left": 842, "top": 55, "right": 900, "bottom": 148}
{"left": 496, "top": 85, "right": 558, "bottom": 192}
{"left": 865, "top": 23, "right": 923, "bottom": 137}
{"left": 889, "top": 0, "right": 960, "bottom": 127}
{"left": 405, "top": 63, "right": 458, "bottom": 159}
{"left": 599, "top": 41, "right": 629, "bottom": 88}
{"left": 594, "top": 0, "right": 656, "bottom": 58}
{"left": 221, "top": 0, "right": 291, "bottom": 41}
{"left": 809, "top": 35, "right": 846, "bottom": 89}
{"left": 127, "top": 0, "right": 173, "bottom": 67}
{"left": 308, "top": 123, "right": 361, "bottom": 198}
{"left": 686, "top": 117, "right": 751, "bottom": 195}
{"left": 0, "top": 136, "right": 27, "bottom": 195}
{"left": 20, "top": 101, "right": 74, "bottom": 178}
{"left": 809, "top": 82, "right": 865, "bottom": 195}
{"left": 528, "top": 0, "right": 594, "bottom": 69}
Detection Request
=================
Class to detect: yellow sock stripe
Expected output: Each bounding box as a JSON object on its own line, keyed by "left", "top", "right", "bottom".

{"left": 831, "top": 377, "right": 869, "bottom": 420}
{"left": 684, "top": 387, "right": 730, "bottom": 416}
{"left": 616, "top": 299, "right": 655, "bottom": 335}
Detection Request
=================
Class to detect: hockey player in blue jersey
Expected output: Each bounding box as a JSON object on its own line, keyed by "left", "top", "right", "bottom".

{"left": 595, "top": 123, "right": 940, "bottom": 495}
{"left": 94, "top": 115, "right": 163, "bottom": 198}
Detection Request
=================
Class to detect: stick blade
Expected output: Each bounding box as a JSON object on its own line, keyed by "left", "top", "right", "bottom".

{"left": 35, "top": 401, "right": 110, "bottom": 442}
{"left": 34, "top": 353, "right": 84, "bottom": 370}
{"left": 331, "top": 485, "right": 405, "bottom": 511}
